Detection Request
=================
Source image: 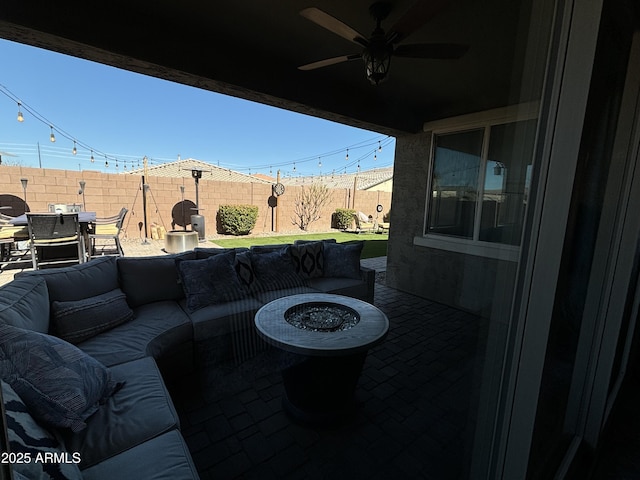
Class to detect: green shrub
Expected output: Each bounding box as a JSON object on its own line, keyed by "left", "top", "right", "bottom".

{"left": 218, "top": 204, "right": 258, "bottom": 235}
{"left": 333, "top": 208, "right": 355, "bottom": 230}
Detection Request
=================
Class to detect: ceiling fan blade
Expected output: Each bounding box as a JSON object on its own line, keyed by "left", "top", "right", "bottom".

{"left": 298, "top": 54, "right": 361, "bottom": 71}
{"left": 394, "top": 43, "right": 469, "bottom": 59}
{"left": 387, "top": 0, "right": 450, "bottom": 44}
{"left": 300, "top": 7, "right": 369, "bottom": 47}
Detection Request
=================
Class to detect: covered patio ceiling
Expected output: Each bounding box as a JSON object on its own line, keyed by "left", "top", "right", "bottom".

{"left": 0, "top": 0, "right": 531, "bottom": 135}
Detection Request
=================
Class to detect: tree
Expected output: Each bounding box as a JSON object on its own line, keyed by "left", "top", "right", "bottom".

{"left": 291, "top": 183, "right": 332, "bottom": 231}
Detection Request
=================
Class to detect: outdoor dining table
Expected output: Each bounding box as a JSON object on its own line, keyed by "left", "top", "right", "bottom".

{"left": 8, "top": 211, "right": 97, "bottom": 226}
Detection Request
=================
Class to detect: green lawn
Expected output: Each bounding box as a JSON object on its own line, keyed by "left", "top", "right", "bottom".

{"left": 210, "top": 232, "right": 388, "bottom": 259}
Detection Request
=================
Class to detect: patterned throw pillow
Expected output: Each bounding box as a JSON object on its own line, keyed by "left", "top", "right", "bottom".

{"left": 249, "top": 246, "right": 306, "bottom": 292}
{"left": 290, "top": 241, "right": 324, "bottom": 279}
{"left": 50, "top": 288, "right": 134, "bottom": 344}
{"left": 0, "top": 324, "right": 122, "bottom": 432}
{"left": 1, "top": 381, "right": 82, "bottom": 479}
{"left": 323, "top": 241, "right": 364, "bottom": 279}
{"left": 234, "top": 251, "right": 256, "bottom": 290}
{"left": 176, "top": 251, "right": 248, "bottom": 312}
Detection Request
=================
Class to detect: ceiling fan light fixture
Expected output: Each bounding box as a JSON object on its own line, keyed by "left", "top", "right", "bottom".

{"left": 363, "top": 47, "right": 392, "bottom": 85}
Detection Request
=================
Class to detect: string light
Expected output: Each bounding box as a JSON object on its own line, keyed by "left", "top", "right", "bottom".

{"left": 2, "top": 84, "right": 395, "bottom": 175}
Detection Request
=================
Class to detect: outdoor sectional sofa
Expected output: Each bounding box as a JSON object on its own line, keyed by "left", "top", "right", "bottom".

{"left": 0, "top": 239, "right": 374, "bottom": 479}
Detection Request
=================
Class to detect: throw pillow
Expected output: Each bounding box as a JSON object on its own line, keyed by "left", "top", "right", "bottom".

{"left": 249, "top": 246, "right": 306, "bottom": 292}
{"left": 290, "top": 241, "right": 324, "bottom": 278}
{"left": 0, "top": 323, "right": 123, "bottom": 432}
{"left": 176, "top": 251, "right": 247, "bottom": 312}
{"left": 1, "top": 381, "right": 82, "bottom": 479}
{"left": 51, "top": 288, "right": 134, "bottom": 344}
{"left": 234, "top": 251, "right": 256, "bottom": 290}
{"left": 323, "top": 241, "right": 364, "bottom": 279}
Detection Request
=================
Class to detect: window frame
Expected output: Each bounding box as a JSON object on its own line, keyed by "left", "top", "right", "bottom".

{"left": 416, "top": 102, "right": 539, "bottom": 262}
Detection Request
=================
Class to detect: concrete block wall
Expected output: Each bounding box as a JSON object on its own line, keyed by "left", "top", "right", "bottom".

{"left": 0, "top": 165, "right": 392, "bottom": 237}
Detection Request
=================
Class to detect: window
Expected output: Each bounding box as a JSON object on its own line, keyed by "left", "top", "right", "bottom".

{"left": 424, "top": 117, "right": 537, "bottom": 254}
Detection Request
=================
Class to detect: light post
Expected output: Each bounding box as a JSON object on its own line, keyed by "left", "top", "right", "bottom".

{"left": 20, "top": 178, "right": 28, "bottom": 213}
{"left": 78, "top": 181, "right": 86, "bottom": 211}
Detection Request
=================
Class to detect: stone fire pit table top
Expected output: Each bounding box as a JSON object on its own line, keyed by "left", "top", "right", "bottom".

{"left": 255, "top": 293, "right": 389, "bottom": 357}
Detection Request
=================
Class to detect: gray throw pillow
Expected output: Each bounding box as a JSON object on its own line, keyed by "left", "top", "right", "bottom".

{"left": 323, "top": 241, "right": 364, "bottom": 279}
{"left": 51, "top": 288, "right": 134, "bottom": 344}
{"left": 176, "top": 251, "right": 248, "bottom": 312}
{"left": 0, "top": 323, "right": 122, "bottom": 432}
{"left": 1, "top": 381, "right": 82, "bottom": 479}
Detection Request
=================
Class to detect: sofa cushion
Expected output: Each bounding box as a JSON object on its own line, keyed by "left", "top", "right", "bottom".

{"left": 176, "top": 251, "right": 247, "bottom": 312}
{"left": 249, "top": 246, "right": 305, "bottom": 293}
{"left": 194, "top": 246, "right": 247, "bottom": 259}
{"left": 323, "top": 241, "right": 364, "bottom": 279}
{"left": 80, "top": 430, "right": 199, "bottom": 480}
{"left": 185, "top": 297, "right": 263, "bottom": 341}
{"left": 76, "top": 301, "right": 193, "bottom": 367}
{"left": 117, "top": 252, "right": 195, "bottom": 309}
{"left": 22, "top": 256, "right": 119, "bottom": 303}
{"left": 51, "top": 288, "right": 134, "bottom": 344}
{"left": 0, "top": 324, "right": 122, "bottom": 432}
{"left": 2, "top": 381, "right": 83, "bottom": 480}
{"left": 251, "top": 286, "right": 318, "bottom": 304}
{"left": 0, "top": 275, "right": 50, "bottom": 333}
{"left": 62, "top": 357, "right": 180, "bottom": 469}
{"left": 290, "top": 241, "right": 324, "bottom": 278}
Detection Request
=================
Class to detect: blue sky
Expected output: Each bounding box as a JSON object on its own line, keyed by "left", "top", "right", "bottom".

{"left": 0, "top": 39, "right": 395, "bottom": 177}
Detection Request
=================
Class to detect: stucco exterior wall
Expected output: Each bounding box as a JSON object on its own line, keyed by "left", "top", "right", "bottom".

{"left": 387, "top": 133, "right": 517, "bottom": 319}
{"left": 0, "top": 166, "right": 391, "bottom": 237}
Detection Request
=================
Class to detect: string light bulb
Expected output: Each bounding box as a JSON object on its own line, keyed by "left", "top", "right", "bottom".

{"left": 90, "top": 151, "right": 95, "bottom": 163}
{"left": 345, "top": 149, "right": 349, "bottom": 161}
{"left": 72, "top": 141, "right": 77, "bottom": 155}
{"left": 318, "top": 157, "right": 322, "bottom": 168}
{"left": 49, "top": 126, "right": 56, "bottom": 142}
{"left": 17, "top": 103, "right": 24, "bottom": 122}
{"left": 378, "top": 141, "right": 382, "bottom": 152}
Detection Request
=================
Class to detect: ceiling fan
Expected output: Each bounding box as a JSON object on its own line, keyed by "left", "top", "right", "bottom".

{"left": 298, "top": 1, "right": 469, "bottom": 85}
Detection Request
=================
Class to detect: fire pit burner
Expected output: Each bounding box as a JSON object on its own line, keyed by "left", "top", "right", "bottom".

{"left": 285, "top": 302, "right": 360, "bottom": 332}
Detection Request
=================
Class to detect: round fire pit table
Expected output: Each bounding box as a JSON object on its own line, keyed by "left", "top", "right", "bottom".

{"left": 255, "top": 293, "right": 389, "bottom": 424}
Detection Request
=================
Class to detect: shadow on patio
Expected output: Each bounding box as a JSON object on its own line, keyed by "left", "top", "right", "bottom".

{"left": 169, "top": 275, "right": 488, "bottom": 480}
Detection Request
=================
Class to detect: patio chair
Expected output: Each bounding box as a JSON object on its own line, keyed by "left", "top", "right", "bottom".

{"left": 89, "top": 207, "right": 128, "bottom": 257}
{"left": 0, "top": 214, "right": 29, "bottom": 264}
{"left": 352, "top": 212, "right": 377, "bottom": 232}
{"left": 26, "top": 213, "right": 85, "bottom": 270}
